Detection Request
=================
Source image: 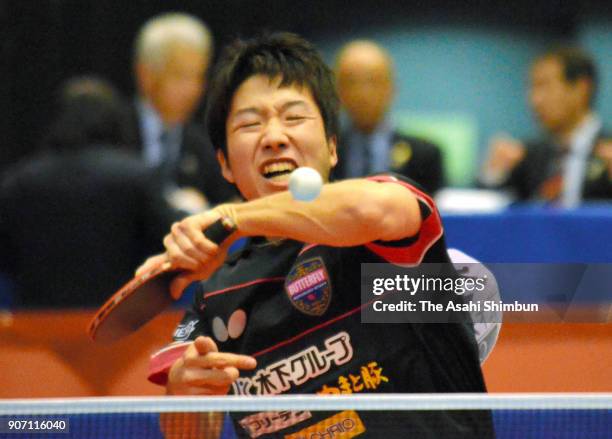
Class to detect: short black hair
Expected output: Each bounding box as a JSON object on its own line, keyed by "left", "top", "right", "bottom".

{"left": 540, "top": 47, "right": 598, "bottom": 104}
{"left": 205, "top": 32, "right": 339, "bottom": 154}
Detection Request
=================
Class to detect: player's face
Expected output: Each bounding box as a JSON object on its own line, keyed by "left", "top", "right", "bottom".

{"left": 142, "top": 44, "right": 208, "bottom": 125}
{"left": 529, "top": 57, "right": 584, "bottom": 135}
{"left": 219, "top": 75, "right": 337, "bottom": 200}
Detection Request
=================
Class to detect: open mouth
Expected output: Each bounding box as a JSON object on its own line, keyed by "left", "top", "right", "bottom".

{"left": 260, "top": 159, "right": 298, "bottom": 182}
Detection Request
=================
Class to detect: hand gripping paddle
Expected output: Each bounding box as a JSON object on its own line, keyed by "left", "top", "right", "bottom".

{"left": 88, "top": 217, "right": 236, "bottom": 342}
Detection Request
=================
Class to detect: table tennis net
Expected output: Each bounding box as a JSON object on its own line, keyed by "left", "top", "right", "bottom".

{"left": 1, "top": 393, "right": 610, "bottom": 438}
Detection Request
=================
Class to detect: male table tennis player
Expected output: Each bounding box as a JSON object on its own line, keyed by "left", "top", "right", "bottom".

{"left": 144, "top": 33, "right": 493, "bottom": 438}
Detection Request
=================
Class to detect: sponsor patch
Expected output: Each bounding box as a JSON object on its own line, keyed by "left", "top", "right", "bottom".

{"left": 285, "top": 257, "right": 331, "bottom": 316}
{"left": 285, "top": 410, "right": 365, "bottom": 439}
{"left": 211, "top": 309, "right": 248, "bottom": 343}
{"left": 318, "top": 361, "right": 389, "bottom": 395}
{"left": 173, "top": 320, "right": 197, "bottom": 340}
{"left": 232, "top": 332, "right": 353, "bottom": 396}
{"left": 239, "top": 411, "right": 312, "bottom": 438}
{"left": 391, "top": 140, "right": 413, "bottom": 169}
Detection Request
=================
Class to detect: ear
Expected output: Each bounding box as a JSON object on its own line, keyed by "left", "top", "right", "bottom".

{"left": 216, "top": 149, "right": 235, "bottom": 183}
{"left": 135, "top": 62, "right": 153, "bottom": 95}
{"left": 575, "top": 77, "right": 592, "bottom": 106}
{"left": 328, "top": 135, "right": 338, "bottom": 168}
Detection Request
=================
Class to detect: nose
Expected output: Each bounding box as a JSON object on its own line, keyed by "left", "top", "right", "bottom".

{"left": 261, "top": 118, "right": 289, "bottom": 152}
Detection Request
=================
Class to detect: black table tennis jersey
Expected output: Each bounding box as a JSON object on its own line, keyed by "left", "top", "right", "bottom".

{"left": 149, "top": 175, "right": 494, "bottom": 438}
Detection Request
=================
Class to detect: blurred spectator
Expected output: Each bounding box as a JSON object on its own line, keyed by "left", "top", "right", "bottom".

{"left": 0, "top": 76, "right": 180, "bottom": 308}
{"left": 480, "top": 47, "right": 611, "bottom": 206}
{"left": 130, "top": 12, "right": 236, "bottom": 210}
{"left": 334, "top": 40, "right": 444, "bottom": 194}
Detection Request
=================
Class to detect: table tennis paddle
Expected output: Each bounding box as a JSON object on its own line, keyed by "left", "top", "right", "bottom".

{"left": 88, "top": 217, "right": 236, "bottom": 343}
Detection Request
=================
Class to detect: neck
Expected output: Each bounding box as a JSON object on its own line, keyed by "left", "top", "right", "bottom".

{"left": 553, "top": 110, "right": 591, "bottom": 146}
{"left": 140, "top": 96, "right": 183, "bottom": 128}
{"left": 159, "top": 113, "right": 182, "bottom": 129}
{"left": 355, "top": 118, "right": 383, "bottom": 135}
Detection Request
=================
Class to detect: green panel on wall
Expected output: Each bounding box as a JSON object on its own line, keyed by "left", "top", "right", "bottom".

{"left": 395, "top": 112, "right": 478, "bottom": 187}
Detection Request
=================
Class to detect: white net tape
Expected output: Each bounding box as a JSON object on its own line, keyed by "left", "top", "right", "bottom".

{"left": 2, "top": 393, "right": 611, "bottom": 415}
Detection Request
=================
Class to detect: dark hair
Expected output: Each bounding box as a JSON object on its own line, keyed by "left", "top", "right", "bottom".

{"left": 43, "top": 76, "right": 132, "bottom": 151}
{"left": 205, "top": 32, "right": 339, "bottom": 154}
{"left": 540, "top": 47, "right": 598, "bottom": 104}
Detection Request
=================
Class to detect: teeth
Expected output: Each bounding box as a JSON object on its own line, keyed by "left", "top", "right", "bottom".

{"left": 262, "top": 161, "right": 296, "bottom": 175}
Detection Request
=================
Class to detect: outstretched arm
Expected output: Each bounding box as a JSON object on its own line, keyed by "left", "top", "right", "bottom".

{"left": 138, "top": 177, "right": 422, "bottom": 297}
{"left": 222, "top": 178, "right": 419, "bottom": 245}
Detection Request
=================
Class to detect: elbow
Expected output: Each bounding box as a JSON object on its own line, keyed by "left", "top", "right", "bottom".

{"left": 348, "top": 184, "right": 421, "bottom": 241}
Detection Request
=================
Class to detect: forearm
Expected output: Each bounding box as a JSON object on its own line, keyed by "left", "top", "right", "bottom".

{"left": 216, "top": 179, "right": 421, "bottom": 246}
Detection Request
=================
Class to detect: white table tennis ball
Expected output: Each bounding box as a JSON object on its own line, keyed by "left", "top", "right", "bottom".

{"left": 289, "top": 167, "right": 323, "bottom": 201}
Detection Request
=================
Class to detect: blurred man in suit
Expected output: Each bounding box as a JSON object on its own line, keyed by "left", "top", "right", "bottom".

{"left": 132, "top": 12, "right": 236, "bottom": 210}
{"left": 0, "top": 77, "right": 180, "bottom": 307}
{"left": 334, "top": 40, "right": 444, "bottom": 194}
{"left": 480, "top": 47, "right": 611, "bottom": 206}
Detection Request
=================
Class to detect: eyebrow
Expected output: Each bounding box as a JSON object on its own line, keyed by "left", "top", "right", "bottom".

{"left": 277, "top": 100, "right": 309, "bottom": 112}
{"left": 232, "top": 107, "right": 261, "bottom": 119}
{"left": 232, "top": 100, "right": 310, "bottom": 119}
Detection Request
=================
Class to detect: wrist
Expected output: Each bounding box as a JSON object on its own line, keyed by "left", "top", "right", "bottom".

{"left": 212, "top": 203, "right": 244, "bottom": 240}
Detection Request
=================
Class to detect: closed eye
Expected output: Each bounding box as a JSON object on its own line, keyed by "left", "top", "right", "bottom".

{"left": 239, "top": 121, "right": 261, "bottom": 129}
{"left": 285, "top": 115, "right": 310, "bottom": 123}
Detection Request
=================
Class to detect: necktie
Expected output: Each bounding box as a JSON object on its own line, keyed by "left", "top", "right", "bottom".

{"left": 537, "top": 148, "right": 567, "bottom": 202}
{"left": 159, "top": 130, "right": 177, "bottom": 185}
{"left": 348, "top": 133, "right": 371, "bottom": 177}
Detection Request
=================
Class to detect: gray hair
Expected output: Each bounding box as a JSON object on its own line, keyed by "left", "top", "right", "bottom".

{"left": 134, "top": 12, "right": 212, "bottom": 69}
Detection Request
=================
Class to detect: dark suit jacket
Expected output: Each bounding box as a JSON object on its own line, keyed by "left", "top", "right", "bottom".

{"left": 0, "top": 146, "right": 181, "bottom": 307}
{"left": 335, "top": 129, "right": 445, "bottom": 194}
{"left": 126, "top": 102, "right": 237, "bottom": 205}
{"left": 494, "top": 131, "right": 611, "bottom": 201}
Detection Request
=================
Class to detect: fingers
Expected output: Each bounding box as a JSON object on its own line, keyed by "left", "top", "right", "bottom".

{"left": 181, "top": 366, "right": 241, "bottom": 387}
{"left": 176, "top": 218, "right": 220, "bottom": 256}
{"left": 167, "top": 337, "right": 257, "bottom": 395}
{"left": 185, "top": 351, "right": 257, "bottom": 371}
{"left": 169, "top": 248, "right": 228, "bottom": 299}
{"left": 164, "top": 233, "right": 202, "bottom": 271}
{"left": 487, "top": 138, "right": 525, "bottom": 173}
{"left": 189, "top": 336, "right": 256, "bottom": 370}
{"left": 194, "top": 336, "right": 218, "bottom": 354}
{"left": 169, "top": 363, "right": 237, "bottom": 396}
{"left": 135, "top": 253, "right": 168, "bottom": 276}
{"left": 164, "top": 212, "right": 223, "bottom": 270}
{"left": 182, "top": 384, "right": 233, "bottom": 396}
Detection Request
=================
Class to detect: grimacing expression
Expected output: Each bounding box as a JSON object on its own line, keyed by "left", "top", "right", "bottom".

{"left": 218, "top": 75, "right": 337, "bottom": 201}
{"left": 141, "top": 43, "right": 208, "bottom": 125}
{"left": 529, "top": 56, "right": 587, "bottom": 135}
